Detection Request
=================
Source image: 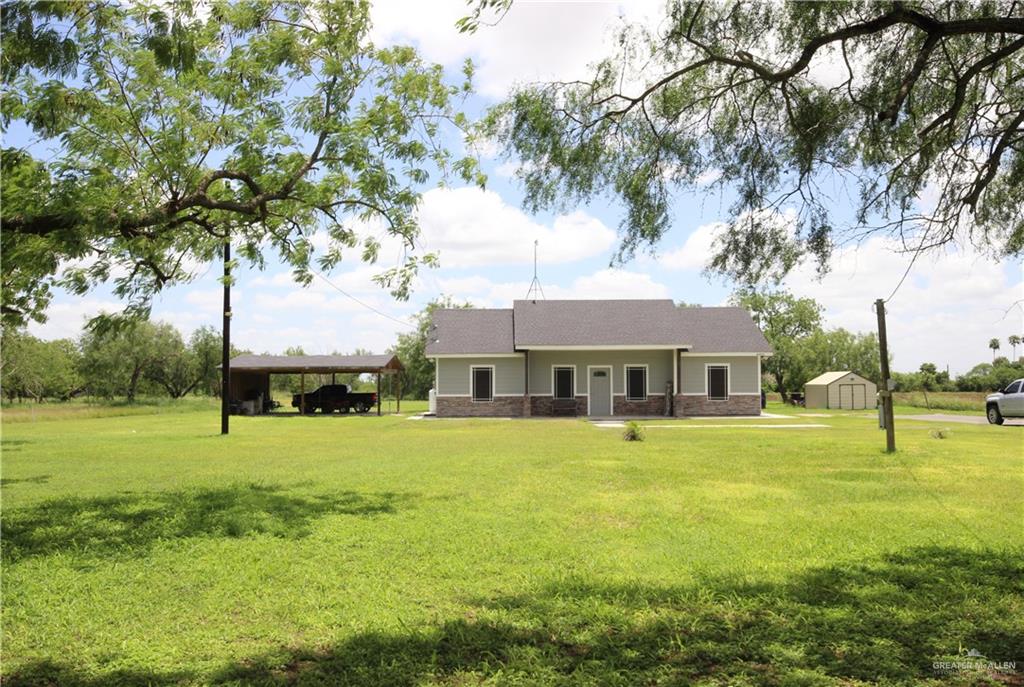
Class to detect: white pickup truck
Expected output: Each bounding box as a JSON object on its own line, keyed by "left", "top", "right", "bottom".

{"left": 986, "top": 378, "right": 1024, "bottom": 424}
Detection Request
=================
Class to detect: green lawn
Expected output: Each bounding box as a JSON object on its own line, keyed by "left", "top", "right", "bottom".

{"left": 2, "top": 402, "right": 1021, "bottom": 686}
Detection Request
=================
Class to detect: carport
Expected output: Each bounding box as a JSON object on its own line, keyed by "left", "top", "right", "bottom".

{"left": 227, "top": 354, "right": 404, "bottom": 415}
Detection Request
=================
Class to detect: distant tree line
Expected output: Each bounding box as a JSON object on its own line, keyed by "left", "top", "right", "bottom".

{"left": 733, "top": 289, "right": 1022, "bottom": 398}
{"left": 1, "top": 321, "right": 395, "bottom": 404}
{"left": 3, "top": 298, "right": 1020, "bottom": 403}
{"left": 2, "top": 323, "right": 227, "bottom": 403}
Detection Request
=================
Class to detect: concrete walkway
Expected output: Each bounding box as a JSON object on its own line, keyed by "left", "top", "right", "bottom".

{"left": 592, "top": 421, "right": 828, "bottom": 429}
{"left": 898, "top": 413, "right": 1024, "bottom": 426}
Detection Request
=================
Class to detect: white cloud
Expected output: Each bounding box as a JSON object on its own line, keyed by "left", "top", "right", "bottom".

{"left": 370, "top": 0, "right": 665, "bottom": 99}
{"left": 656, "top": 221, "right": 726, "bottom": 270}
{"left": 436, "top": 267, "right": 670, "bottom": 306}
{"left": 784, "top": 238, "right": 1023, "bottom": 374}
{"left": 657, "top": 209, "right": 798, "bottom": 272}
{"left": 416, "top": 186, "right": 616, "bottom": 268}
{"left": 26, "top": 298, "right": 124, "bottom": 340}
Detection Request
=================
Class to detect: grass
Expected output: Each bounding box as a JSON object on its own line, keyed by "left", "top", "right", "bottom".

{"left": 1, "top": 396, "right": 428, "bottom": 423}
{"left": 768, "top": 396, "right": 986, "bottom": 417}
{"left": 1, "top": 402, "right": 1022, "bottom": 686}
{"left": 893, "top": 391, "right": 989, "bottom": 413}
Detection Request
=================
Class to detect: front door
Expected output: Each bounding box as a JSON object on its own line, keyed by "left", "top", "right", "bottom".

{"left": 589, "top": 367, "right": 612, "bottom": 416}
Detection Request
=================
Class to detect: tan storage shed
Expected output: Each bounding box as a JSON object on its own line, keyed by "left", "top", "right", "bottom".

{"left": 804, "top": 371, "right": 877, "bottom": 410}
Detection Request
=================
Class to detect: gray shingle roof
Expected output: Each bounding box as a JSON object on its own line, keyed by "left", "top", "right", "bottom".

{"left": 425, "top": 300, "right": 772, "bottom": 355}
{"left": 675, "top": 306, "right": 772, "bottom": 353}
{"left": 425, "top": 309, "right": 514, "bottom": 355}
{"left": 513, "top": 299, "right": 688, "bottom": 346}
{"left": 229, "top": 354, "right": 402, "bottom": 372}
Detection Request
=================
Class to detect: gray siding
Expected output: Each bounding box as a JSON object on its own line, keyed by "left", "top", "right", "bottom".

{"left": 527, "top": 350, "right": 674, "bottom": 396}
{"left": 435, "top": 357, "right": 525, "bottom": 396}
{"left": 680, "top": 355, "right": 760, "bottom": 395}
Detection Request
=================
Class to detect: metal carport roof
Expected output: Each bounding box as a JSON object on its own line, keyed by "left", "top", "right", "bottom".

{"left": 227, "top": 354, "right": 403, "bottom": 373}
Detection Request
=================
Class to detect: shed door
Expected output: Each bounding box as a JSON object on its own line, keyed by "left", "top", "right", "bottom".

{"left": 839, "top": 384, "right": 866, "bottom": 410}
{"left": 852, "top": 385, "right": 866, "bottom": 409}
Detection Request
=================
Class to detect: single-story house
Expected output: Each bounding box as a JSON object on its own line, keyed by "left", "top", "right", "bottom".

{"left": 425, "top": 299, "right": 772, "bottom": 417}
{"left": 804, "top": 371, "right": 877, "bottom": 410}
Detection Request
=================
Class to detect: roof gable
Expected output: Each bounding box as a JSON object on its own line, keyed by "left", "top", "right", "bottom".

{"left": 513, "top": 299, "right": 686, "bottom": 346}
{"left": 425, "top": 300, "right": 772, "bottom": 355}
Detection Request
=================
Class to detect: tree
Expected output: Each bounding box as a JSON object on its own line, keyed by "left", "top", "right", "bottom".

{"left": 791, "top": 328, "right": 882, "bottom": 391}
{"left": 390, "top": 296, "right": 472, "bottom": 400}
{"left": 730, "top": 289, "right": 822, "bottom": 401}
{"left": 1009, "top": 334, "right": 1021, "bottom": 360}
{"left": 2, "top": 0, "right": 481, "bottom": 329}
{"left": 0, "top": 329, "right": 82, "bottom": 402}
{"left": 79, "top": 320, "right": 171, "bottom": 401}
{"left": 145, "top": 325, "right": 199, "bottom": 398}
{"left": 989, "top": 337, "right": 1001, "bottom": 361}
{"left": 480, "top": 1, "right": 1024, "bottom": 285}
{"left": 189, "top": 326, "right": 225, "bottom": 397}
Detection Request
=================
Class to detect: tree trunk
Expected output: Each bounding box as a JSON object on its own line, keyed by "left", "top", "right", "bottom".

{"left": 128, "top": 365, "right": 142, "bottom": 402}
{"left": 775, "top": 372, "right": 789, "bottom": 403}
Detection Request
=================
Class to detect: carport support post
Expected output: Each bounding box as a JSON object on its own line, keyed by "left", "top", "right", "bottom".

{"left": 221, "top": 241, "right": 231, "bottom": 436}
{"left": 396, "top": 374, "right": 401, "bottom": 414}
{"left": 376, "top": 372, "right": 382, "bottom": 416}
{"left": 300, "top": 372, "right": 305, "bottom": 415}
{"left": 875, "top": 298, "right": 896, "bottom": 453}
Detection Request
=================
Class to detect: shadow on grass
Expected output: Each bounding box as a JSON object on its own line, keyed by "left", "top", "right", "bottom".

{"left": 6, "top": 547, "right": 1022, "bottom": 686}
{"left": 0, "top": 474, "right": 50, "bottom": 487}
{"left": 1, "top": 483, "right": 411, "bottom": 562}
{"left": 0, "top": 438, "right": 31, "bottom": 453}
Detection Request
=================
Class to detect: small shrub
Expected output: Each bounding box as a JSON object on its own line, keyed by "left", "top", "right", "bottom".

{"left": 622, "top": 421, "right": 646, "bottom": 442}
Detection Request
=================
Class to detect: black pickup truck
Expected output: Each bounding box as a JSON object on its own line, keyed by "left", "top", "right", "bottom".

{"left": 291, "top": 384, "right": 377, "bottom": 414}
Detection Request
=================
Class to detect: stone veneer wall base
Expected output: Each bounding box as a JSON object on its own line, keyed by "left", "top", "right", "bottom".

{"left": 435, "top": 396, "right": 525, "bottom": 417}
{"left": 613, "top": 394, "right": 669, "bottom": 417}
{"left": 674, "top": 394, "right": 761, "bottom": 417}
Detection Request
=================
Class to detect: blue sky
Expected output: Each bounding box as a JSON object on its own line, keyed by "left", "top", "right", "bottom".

{"left": 16, "top": 0, "right": 1024, "bottom": 374}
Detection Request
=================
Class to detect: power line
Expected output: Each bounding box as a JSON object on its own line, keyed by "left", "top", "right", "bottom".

{"left": 310, "top": 269, "right": 416, "bottom": 330}
{"left": 884, "top": 232, "right": 931, "bottom": 303}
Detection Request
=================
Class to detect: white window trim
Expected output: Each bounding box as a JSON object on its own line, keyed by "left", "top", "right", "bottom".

{"left": 470, "top": 365, "right": 495, "bottom": 402}
{"left": 623, "top": 364, "right": 649, "bottom": 401}
{"left": 706, "top": 363, "right": 730, "bottom": 401}
{"left": 586, "top": 365, "right": 613, "bottom": 416}
{"left": 551, "top": 364, "right": 576, "bottom": 400}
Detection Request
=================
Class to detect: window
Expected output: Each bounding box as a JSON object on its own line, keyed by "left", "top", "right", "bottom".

{"left": 554, "top": 367, "right": 575, "bottom": 399}
{"left": 707, "top": 366, "right": 728, "bottom": 400}
{"left": 471, "top": 367, "right": 493, "bottom": 402}
{"left": 1006, "top": 380, "right": 1022, "bottom": 395}
{"left": 626, "top": 366, "right": 647, "bottom": 401}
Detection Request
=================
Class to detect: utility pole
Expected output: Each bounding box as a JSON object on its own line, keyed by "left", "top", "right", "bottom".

{"left": 875, "top": 298, "right": 895, "bottom": 453}
{"left": 221, "top": 240, "right": 231, "bottom": 435}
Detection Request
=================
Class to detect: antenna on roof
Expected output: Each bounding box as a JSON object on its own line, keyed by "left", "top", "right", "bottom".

{"left": 525, "top": 239, "right": 545, "bottom": 303}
